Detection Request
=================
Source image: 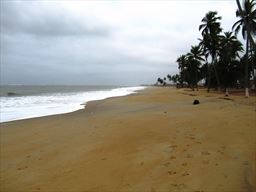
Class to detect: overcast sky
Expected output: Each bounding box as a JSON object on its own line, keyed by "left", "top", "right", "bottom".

{"left": 1, "top": 0, "right": 239, "bottom": 86}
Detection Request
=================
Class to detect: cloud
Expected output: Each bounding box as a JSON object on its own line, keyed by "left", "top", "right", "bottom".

{"left": 1, "top": 1, "right": 109, "bottom": 37}
{"left": 0, "top": 0, "right": 239, "bottom": 86}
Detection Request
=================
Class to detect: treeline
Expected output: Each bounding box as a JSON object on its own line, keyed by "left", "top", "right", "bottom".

{"left": 157, "top": 0, "right": 255, "bottom": 97}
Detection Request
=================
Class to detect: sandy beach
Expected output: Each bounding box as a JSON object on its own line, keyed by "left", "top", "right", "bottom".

{"left": 0, "top": 87, "right": 255, "bottom": 192}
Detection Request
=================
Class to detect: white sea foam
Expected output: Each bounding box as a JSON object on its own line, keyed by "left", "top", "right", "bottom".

{"left": 0, "top": 86, "right": 145, "bottom": 123}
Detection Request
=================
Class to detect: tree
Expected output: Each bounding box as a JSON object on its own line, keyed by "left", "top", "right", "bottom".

{"left": 199, "top": 36, "right": 212, "bottom": 92}
{"left": 171, "top": 74, "right": 180, "bottom": 85}
{"left": 199, "top": 11, "right": 222, "bottom": 91}
{"left": 157, "top": 78, "right": 164, "bottom": 85}
{"left": 163, "top": 77, "right": 167, "bottom": 86}
{"left": 176, "top": 55, "right": 187, "bottom": 87}
{"left": 219, "top": 32, "right": 244, "bottom": 95}
{"left": 232, "top": 0, "right": 256, "bottom": 97}
{"left": 187, "top": 45, "right": 205, "bottom": 91}
{"left": 167, "top": 74, "right": 172, "bottom": 82}
{"left": 157, "top": 77, "right": 167, "bottom": 86}
{"left": 249, "top": 45, "right": 256, "bottom": 88}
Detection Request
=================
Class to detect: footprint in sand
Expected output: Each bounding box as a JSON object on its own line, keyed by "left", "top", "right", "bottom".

{"left": 181, "top": 171, "right": 190, "bottom": 176}
{"left": 185, "top": 135, "right": 195, "bottom": 140}
{"left": 170, "top": 156, "right": 176, "bottom": 160}
{"left": 17, "top": 166, "right": 28, "bottom": 171}
{"left": 171, "top": 183, "right": 186, "bottom": 189}
{"left": 201, "top": 151, "right": 211, "bottom": 155}
{"left": 217, "top": 146, "right": 226, "bottom": 154}
{"left": 169, "top": 145, "right": 178, "bottom": 149}
{"left": 181, "top": 163, "right": 188, "bottom": 166}
{"left": 168, "top": 171, "right": 177, "bottom": 175}
{"left": 26, "top": 155, "right": 31, "bottom": 158}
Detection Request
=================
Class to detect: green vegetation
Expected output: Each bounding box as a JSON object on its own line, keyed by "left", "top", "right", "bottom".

{"left": 157, "top": 0, "right": 255, "bottom": 97}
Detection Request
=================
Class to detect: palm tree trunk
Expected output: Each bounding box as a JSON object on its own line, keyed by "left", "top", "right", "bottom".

{"left": 196, "top": 73, "right": 199, "bottom": 91}
{"left": 245, "top": 35, "right": 249, "bottom": 97}
{"left": 212, "top": 56, "right": 221, "bottom": 91}
{"left": 207, "top": 63, "right": 211, "bottom": 92}
{"left": 225, "top": 87, "right": 229, "bottom": 96}
{"left": 236, "top": 0, "right": 254, "bottom": 97}
{"left": 181, "top": 74, "right": 184, "bottom": 88}
{"left": 250, "top": 41, "right": 255, "bottom": 90}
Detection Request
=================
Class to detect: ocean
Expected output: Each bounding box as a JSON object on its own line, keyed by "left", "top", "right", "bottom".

{"left": 0, "top": 85, "right": 146, "bottom": 123}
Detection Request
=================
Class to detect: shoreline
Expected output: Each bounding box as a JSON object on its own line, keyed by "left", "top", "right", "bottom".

{"left": 0, "top": 86, "right": 146, "bottom": 124}
{"left": 0, "top": 87, "right": 255, "bottom": 192}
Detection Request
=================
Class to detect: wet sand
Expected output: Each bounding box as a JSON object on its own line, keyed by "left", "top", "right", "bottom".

{"left": 0, "top": 87, "right": 255, "bottom": 192}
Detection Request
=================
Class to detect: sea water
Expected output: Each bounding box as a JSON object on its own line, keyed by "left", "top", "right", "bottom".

{"left": 0, "top": 85, "right": 145, "bottom": 123}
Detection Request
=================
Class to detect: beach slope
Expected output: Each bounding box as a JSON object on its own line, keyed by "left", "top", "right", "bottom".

{"left": 0, "top": 87, "right": 255, "bottom": 192}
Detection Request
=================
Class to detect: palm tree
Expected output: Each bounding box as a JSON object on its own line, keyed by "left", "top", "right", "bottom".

{"left": 176, "top": 55, "right": 187, "bottom": 87}
{"left": 232, "top": 0, "right": 256, "bottom": 97}
{"left": 171, "top": 74, "right": 180, "bottom": 86}
{"left": 199, "top": 11, "right": 222, "bottom": 91}
{"left": 167, "top": 74, "right": 172, "bottom": 82}
{"left": 234, "top": 0, "right": 256, "bottom": 47}
{"left": 219, "top": 32, "right": 244, "bottom": 95}
{"left": 249, "top": 45, "right": 256, "bottom": 89}
{"left": 167, "top": 74, "right": 174, "bottom": 86}
{"left": 199, "top": 36, "right": 212, "bottom": 92}
{"left": 187, "top": 45, "right": 205, "bottom": 91}
{"left": 199, "top": 63, "right": 208, "bottom": 87}
{"left": 163, "top": 77, "right": 167, "bottom": 86}
{"left": 157, "top": 78, "right": 163, "bottom": 85}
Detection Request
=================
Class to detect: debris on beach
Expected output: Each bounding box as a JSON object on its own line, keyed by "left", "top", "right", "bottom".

{"left": 193, "top": 100, "right": 200, "bottom": 105}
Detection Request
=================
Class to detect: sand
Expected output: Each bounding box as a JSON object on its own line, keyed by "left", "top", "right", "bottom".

{"left": 0, "top": 87, "right": 255, "bottom": 192}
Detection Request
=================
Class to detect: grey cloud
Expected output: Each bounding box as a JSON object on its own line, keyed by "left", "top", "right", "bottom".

{"left": 1, "top": 32, "right": 165, "bottom": 85}
{"left": 1, "top": 2, "right": 109, "bottom": 37}
{"left": 1, "top": 1, "right": 237, "bottom": 86}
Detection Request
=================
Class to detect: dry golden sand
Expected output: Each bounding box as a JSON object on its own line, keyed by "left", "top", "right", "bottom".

{"left": 0, "top": 87, "right": 255, "bottom": 192}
